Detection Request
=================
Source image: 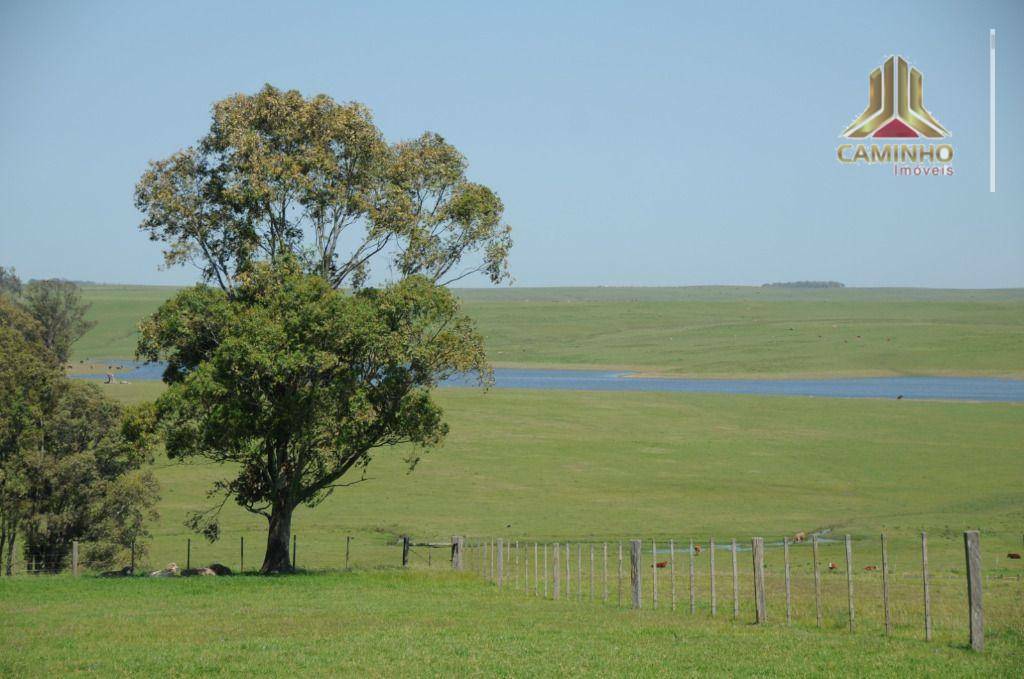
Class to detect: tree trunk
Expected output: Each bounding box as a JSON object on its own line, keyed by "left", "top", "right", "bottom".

{"left": 4, "top": 528, "right": 15, "bottom": 576}
{"left": 260, "top": 501, "right": 294, "bottom": 573}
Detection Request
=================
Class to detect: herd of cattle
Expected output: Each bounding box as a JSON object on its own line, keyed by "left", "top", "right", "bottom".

{"left": 100, "top": 563, "right": 233, "bottom": 577}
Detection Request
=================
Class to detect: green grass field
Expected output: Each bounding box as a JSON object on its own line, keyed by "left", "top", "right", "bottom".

{"left": 74, "top": 284, "right": 1024, "bottom": 377}
{"left": 2, "top": 570, "right": 1021, "bottom": 677}
{"left": 6, "top": 285, "right": 1022, "bottom": 676}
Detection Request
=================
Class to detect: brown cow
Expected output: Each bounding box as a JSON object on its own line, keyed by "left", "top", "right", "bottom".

{"left": 793, "top": 532, "right": 806, "bottom": 543}
{"left": 693, "top": 544, "right": 702, "bottom": 556}
{"left": 864, "top": 565, "right": 878, "bottom": 571}
{"left": 182, "top": 567, "right": 217, "bottom": 576}
{"left": 827, "top": 562, "right": 838, "bottom": 571}
{"left": 655, "top": 561, "right": 668, "bottom": 569}
{"left": 1008, "top": 553, "right": 1022, "bottom": 560}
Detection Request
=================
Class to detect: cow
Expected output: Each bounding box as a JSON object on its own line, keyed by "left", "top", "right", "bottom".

{"left": 1008, "top": 553, "right": 1022, "bottom": 560}
{"left": 149, "top": 563, "right": 180, "bottom": 577}
{"left": 655, "top": 561, "right": 668, "bottom": 569}
{"left": 693, "top": 544, "right": 702, "bottom": 556}
{"left": 100, "top": 566, "right": 134, "bottom": 578}
{"left": 207, "top": 563, "right": 233, "bottom": 576}
{"left": 793, "top": 532, "right": 806, "bottom": 543}
{"left": 182, "top": 567, "right": 217, "bottom": 576}
{"left": 864, "top": 565, "right": 878, "bottom": 571}
{"left": 827, "top": 562, "right": 838, "bottom": 571}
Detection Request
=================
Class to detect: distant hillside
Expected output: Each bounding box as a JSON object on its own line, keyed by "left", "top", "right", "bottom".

{"left": 762, "top": 281, "right": 845, "bottom": 289}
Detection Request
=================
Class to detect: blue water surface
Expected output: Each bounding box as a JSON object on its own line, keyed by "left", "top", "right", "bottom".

{"left": 73, "top": 361, "right": 1024, "bottom": 402}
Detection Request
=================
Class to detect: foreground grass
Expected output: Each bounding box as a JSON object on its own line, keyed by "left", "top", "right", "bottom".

{"left": 75, "top": 285, "right": 1024, "bottom": 377}
{"left": 2, "top": 570, "right": 1021, "bottom": 677}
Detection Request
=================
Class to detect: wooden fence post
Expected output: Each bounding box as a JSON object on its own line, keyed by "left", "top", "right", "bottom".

{"left": 240, "top": 536, "right": 244, "bottom": 574}
{"left": 652, "top": 539, "right": 658, "bottom": 609}
{"left": 670, "top": 539, "right": 676, "bottom": 611}
{"left": 536, "top": 540, "right": 544, "bottom": 593}
{"left": 292, "top": 534, "right": 297, "bottom": 570}
{"left": 752, "top": 537, "right": 766, "bottom": 624}
{"left": 783, "top": 537, "right": 791, "bottom": 625}
{"left": 186, "top": 538, "right": 191, "bottom": 571}
{"left": 402, "top": 535, "right": 410, "bottom": 567}
{"left": 964, "top": 530, "right": 984, "bottom": 652}
{"left": 553, "top": 543, "right": 561, "bottom": 600}
{"left": 130, "top": 541, "right": 135, "bottom": 575}
{"left": 603, "top": 542, "right": 609, "bottom": 602}
{"left": 731, "top": 538, "right": 739, "bottom": 620}
{"left": 516, "top": 540, "right": 524, "bottom": 589}
{"left": 565, "top": 544, "right": 571, "bottom": 598}
{"left": 813, "top": 535, "right": 823, "bottom": 628}
{"left": 590, "top": 543, "right": 595, "bottom": 600}
{"left": 630, "top": 539, "right": 642, "bottom": 609}
{"left": 618, "top": 542, "right": 624, "bottom": 607}
{"left": 844, "top": 535, "right": 855, "bottom": 632}
{"left": 345, "top": 535, "right": 351, "bottom": 570}
{"left": 543, "top": 544, "right": 549, "bottom": 598}
{"left": 497, "top": 539, "right": 504, "bottom": 587}
{"left": 452, "top": 536, "right": 463, "bottom": 570}
{"left": 577, "top": 543, "right": 582, "bottom": 600}
{"left": 710, "top": 538, "right": 717, "bottom": 617}
{"left": 881, "top": 534, "right": 891, "bottom": 636}
{"left": 922, "top": 531, "right": 932, "bottom": 641}
{"left": 688, "top": 539, "right": 696, "bottom": 614}
{"left": 72, "top": 540, "right": 79, "bottom": 577}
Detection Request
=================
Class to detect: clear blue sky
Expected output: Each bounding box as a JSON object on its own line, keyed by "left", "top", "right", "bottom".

{"left": 1, "top": 0, "right": 1021, "bottom": 288}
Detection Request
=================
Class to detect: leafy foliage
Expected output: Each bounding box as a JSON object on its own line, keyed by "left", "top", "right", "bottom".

{"left": 140, "top": 261, "right": 487, "bottom": 555}
{"left": 20, "top": 279, "right": 97, "bottom": 363}
{"left": 135, "top": 85, "right": 512, "bottom": 291}
{"left": 0, "top": 296, "right": 158, "bottom": 574}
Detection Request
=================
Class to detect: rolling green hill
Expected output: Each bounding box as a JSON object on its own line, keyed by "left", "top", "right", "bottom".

{"left": 74, "top": 285, "right": 1024, "bottom": 377}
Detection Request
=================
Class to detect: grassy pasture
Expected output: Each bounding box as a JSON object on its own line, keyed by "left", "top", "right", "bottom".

{"left": 9, "top": 285, "right": 1020, "bottom": 675}
{"left": 2, "top": 570, "right": 1022, "bottom": 677}
{"left": 74, "top": 284, "right": 1024, "bottom": 377}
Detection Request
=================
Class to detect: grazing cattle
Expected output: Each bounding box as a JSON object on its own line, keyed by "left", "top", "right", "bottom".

{"left": 1008, "top": 553, "right": 1022, "bottom": 560}
{"left": 793, "top": 532, "right": 806, "bottom": 543}
{"left": 655, "top": 561, "right": 668, "bottom": 569}
{"left": 149, "top": 563, "right": 180, "bottom": 577}
{"left": 693, "top": 544, "right": 702, "bottom": 556}
{"left": 207, "top": 563, "right": 233, "bottom": 576}
{"left": 100, "top": 566, "right": 134, "bottom": 578}
{"left": 864, "top": 565, "right": 878, "bottom": 571}
{"left": 827, "top": 562, "right": 838, "bottom": 571}
{"left": 182, "top": 567, "right": 217, "bottom": 576}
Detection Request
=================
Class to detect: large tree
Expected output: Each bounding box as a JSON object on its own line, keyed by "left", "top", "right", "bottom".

{"left": 135, "top": 85, "right": 511, "bottom": 572}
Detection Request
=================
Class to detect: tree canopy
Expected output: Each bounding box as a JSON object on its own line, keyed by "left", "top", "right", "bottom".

{"left": 135, "top": 84, "right": 512, "bottom": 291}
{"left": 0, "top": 295, "right": 158, "bottom": 575}
{"left": 20, "top": 278, "right": 96, "bottom": 364}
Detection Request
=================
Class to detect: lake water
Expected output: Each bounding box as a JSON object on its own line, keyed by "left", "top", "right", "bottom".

{"left": 73, "top": 361, "right": 1024, "bottom": 402}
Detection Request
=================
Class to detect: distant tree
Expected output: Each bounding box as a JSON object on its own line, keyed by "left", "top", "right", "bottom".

{"left": 18, "top": 381, "right": 159, "bottom": 573}
{"left": 0, "top": 297, "right": 57, "bottom": 574}
{"left": 0, "top": 297, "right": 158, "bottom": 575}
{"left": 0, "top": 267, "right": 21, "bottom": 296}
{"left": 20, "top": 279, "right": 96, "bottom": 363}
{"left": 761, "top": 281, "right": 845, "bottom": 289}
{"left": 135, "top": 85, "right": 510, "bottom": 572}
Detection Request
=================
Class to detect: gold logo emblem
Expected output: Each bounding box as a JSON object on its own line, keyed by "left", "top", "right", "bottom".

{"left": 843, "top": 56, "right": 949, "bottom": 139}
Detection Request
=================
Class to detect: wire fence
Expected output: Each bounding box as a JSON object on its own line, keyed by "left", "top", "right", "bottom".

{"left": 4, "top": 528, "right": 1020, "bottom": 651}
{"left": 457, "top": 530, "right": 1021, "bottom": 651}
